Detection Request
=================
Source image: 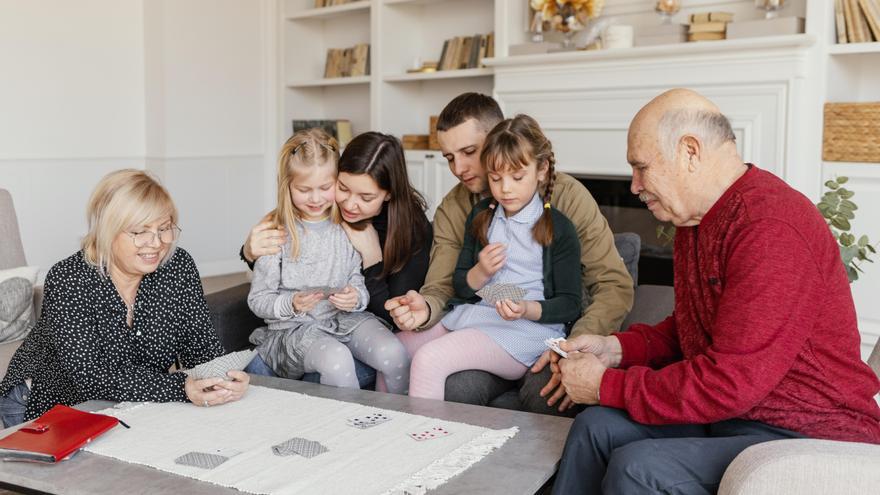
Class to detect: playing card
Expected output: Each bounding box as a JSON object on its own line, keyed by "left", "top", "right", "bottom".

{"left": 183, "top": 349, "right": 257, "bottom": 380}
{"left": 408, "top": 426, "right": 451, "bottom": 442}
{"left": 476, "top": 283, "right": 527, "bottom": 304}
{"left": 174, "top": 452, "right": 229, "bottom": 469}
{"left": 303, "top": 286, "right": 346, "bottom": 298}
{"left": 272, "top": 437, "right": 328, "bottom": 458}
{"left": 347, "top": 412, "right": 391, "bottom": 429}
{"left": 545, "top": 337, "right": 568, "bottom": 358}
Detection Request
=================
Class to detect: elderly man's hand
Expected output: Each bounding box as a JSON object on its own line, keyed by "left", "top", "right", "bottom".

{"left": 559, "top": 352, "right": 607, "bottom": 405}
{"left": 561, "top": 334, "right": 623, "bottom": 368}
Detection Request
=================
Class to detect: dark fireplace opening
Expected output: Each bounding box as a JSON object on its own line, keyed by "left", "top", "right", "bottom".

{"left": 573, "top": 175, "right": 674, "bottom": 287}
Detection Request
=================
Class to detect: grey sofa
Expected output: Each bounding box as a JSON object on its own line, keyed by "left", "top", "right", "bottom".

{"left": 0, "top": 189, "right": 44, "bottom": 378}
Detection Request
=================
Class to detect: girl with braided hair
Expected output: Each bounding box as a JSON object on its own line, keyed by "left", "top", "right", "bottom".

{"left": 399, "top": 114, "right": 583, "bottom": 400}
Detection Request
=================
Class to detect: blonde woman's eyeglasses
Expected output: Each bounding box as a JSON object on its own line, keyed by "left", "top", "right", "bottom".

{"left": 126, "top": 225, "right": 182, "bottom": 248}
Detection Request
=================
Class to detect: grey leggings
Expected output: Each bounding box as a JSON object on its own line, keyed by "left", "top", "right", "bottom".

{"left": 304, "top": 319, "right": 410, "bottom": 394}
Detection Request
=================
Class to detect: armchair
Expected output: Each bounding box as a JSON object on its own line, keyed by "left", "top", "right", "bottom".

{"left": 0, "top": 188, "right": 43, "bottom": 378}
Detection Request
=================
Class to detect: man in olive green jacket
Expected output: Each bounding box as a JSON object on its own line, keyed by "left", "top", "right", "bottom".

{"left": 385, "top": 93, "right": 634, "bottom": 415}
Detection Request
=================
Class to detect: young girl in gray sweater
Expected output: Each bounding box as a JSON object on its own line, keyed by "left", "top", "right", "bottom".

{"left": 247, "top": 129, "right": 409, "bottom": 394}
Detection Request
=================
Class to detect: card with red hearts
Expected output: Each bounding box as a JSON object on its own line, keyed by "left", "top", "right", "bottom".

{"left": 408, "top": 426, "right": 451, "bottom": 442}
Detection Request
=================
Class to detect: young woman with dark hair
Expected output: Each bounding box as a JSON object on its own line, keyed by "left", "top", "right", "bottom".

{"left": 335, "top": 131, "right": 432, "bottom": 327}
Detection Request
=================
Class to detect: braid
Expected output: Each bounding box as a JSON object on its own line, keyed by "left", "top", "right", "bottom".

{"left": 533, "top": 146, "right": 556, "bottom": 246}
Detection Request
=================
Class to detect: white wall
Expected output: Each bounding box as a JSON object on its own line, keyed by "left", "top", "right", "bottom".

{"left": 0, "top": 0, "right": 275, "bottom": 278}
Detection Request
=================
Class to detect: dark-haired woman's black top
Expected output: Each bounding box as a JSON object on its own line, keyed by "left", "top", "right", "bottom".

{"left": 363, "top": 204, "right": 432, "bottom": 328}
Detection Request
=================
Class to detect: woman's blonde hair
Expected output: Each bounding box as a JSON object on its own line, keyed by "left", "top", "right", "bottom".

{"left": 274, "top": 128, "right": 340, "bottom": 259}
{"left": 82, "top": 169, "right": 179, "bottom": 275}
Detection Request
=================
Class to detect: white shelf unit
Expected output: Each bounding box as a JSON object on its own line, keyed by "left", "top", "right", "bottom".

{"left": 281, "top": 0, "right": 373, "bottom": 138}
{"left": 280, "top": 0, "right": 496, "bottom": 219}
{"left": 815, "top": 0, "right": 880, "bottom": 360}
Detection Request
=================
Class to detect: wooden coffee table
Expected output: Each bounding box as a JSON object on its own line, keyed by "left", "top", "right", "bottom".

{"left": 0, "top": 375, "right": 573, "bottom": 494}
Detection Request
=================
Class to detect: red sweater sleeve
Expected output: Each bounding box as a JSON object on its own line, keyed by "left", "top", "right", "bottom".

{"left": 600, "top": 219, "right": 822, "bottom": 424}
{"left": 616, "top": 315, "right": 681, "bottom": 369}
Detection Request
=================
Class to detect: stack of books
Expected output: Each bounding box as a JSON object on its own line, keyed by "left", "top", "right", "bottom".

{"left": 836, "top": 0, "right": 880, "bottom": 44}
{"left": 688, "top": 12, "right": 733, "bottom": 42}
{"left": 402, "top": 135, "right": 430, "bottom": 150}
{"left": 324, "top": 43, "right": 370, "bottom": 79}
{"left": 437, "top": 33, "right": 494, "bottom": 71}
{"left": 314, "top": 0, "right": 355, "bottom": 7}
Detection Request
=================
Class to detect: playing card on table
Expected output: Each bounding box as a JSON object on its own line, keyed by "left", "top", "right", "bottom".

{"left": 544, "top": 337, "right": 568, "bottom": 358}
{"left": 476, "top": 283, "right": 527, "bottom": 304}
{"left": 408, "top": 426, "right": 451, "bottom": 442}
{"left": 347, "top": 412, "right": 391, "bottom": 429}
{"left": 183, "top": 349, "right": 257, "bottom": 380}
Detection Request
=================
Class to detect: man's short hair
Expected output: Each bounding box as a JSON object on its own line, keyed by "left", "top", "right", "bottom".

{"left": 436, "top": 93, "right": 504, "bottom": 133}
{"left": 657, "top": 109, "right": 736, "bottom": 161}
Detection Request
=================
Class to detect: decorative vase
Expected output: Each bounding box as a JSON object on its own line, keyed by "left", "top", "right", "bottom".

{"left": 655, "top": 0, "right": 682, "bottom": 24}
{"left": 755, "top": 0, "right": 786, "bottom": 19}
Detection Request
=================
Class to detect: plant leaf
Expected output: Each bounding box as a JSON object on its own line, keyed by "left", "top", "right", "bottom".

{"left": 832, "top": 217, "right": 851, "bottom": 230}
{"left": 836, "top": 176, "right": 849, "bottom": 184}
{"left": 839, "top": 189, "right": 855, "bottom": 199}
{"left": 825, "top": 180, "right": 839, "bottom": 190}
{"left": 840, "top": 199, "right": 857, "bottom": 211}
{"left": 858, "top": 235, "right": 869, "bottom": 247}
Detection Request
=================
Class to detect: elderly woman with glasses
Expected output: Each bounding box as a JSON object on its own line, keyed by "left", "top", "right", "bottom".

{"left": 0, "top": 169, "right": 249, "bottom": 427}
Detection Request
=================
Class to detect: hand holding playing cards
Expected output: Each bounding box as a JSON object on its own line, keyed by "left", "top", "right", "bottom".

{"left": 293, "top": 291, "right": 323, "bottom": 315}
{"left": 562, "top": 334, "right": 623, "bottom": 368}
{"left": 329, "top": 285, "right": 358, "bottom": 311}
{"left": 495, "top": 299, "right": 541, "bottom": 321}
{"left": 468, "top": 243, "right": 506, "bottom": 289}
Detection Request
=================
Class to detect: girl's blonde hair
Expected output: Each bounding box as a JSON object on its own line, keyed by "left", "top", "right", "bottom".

{"left": 82, "top": 169, "right": 179, "bottom": 275}
{"left": 274, "top": 128, "right": 341, "bottom": 259}
{"left": 473, "top": 114, "right": 557, "bottom": 247}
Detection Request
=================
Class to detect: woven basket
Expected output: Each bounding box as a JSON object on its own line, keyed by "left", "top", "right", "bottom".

{"left": 823, "top": 102, "right": 880, "bottom": 163}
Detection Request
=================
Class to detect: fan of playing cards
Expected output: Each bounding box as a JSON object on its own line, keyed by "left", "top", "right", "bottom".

{"left": 476, "top": 283, "right": 527, "bottom": 304}
{"left": 183, "top": 349, "right": 257, "bottom": 380}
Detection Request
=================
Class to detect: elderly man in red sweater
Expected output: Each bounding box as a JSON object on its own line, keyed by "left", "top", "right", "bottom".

{"left": 551, "top": 88, "right": 880, "bottom": 494}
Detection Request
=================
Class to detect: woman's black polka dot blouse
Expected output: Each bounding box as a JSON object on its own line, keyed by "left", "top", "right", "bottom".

{"left": 0, "top": 248, "right": 224, "bottom": 420}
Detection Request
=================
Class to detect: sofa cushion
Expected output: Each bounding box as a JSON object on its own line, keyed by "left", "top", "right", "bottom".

{"left": 0, "top": 265, "right": 38, "bottom": 343}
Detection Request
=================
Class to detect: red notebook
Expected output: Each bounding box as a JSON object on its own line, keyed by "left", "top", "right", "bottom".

{"left": 0, "top": 404, "right": 121, "bottom": 463}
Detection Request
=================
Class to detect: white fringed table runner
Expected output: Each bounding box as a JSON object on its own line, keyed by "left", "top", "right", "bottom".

{"left": 84, "top": 386, "right": 517, "bottom": 495}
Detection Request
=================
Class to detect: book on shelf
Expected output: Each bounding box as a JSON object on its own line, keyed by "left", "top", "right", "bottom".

{"left": 437, "top": 33, "right": 494, "bottom": 71}
{"left": 0, "top": 405, "right": 121, "bottom": 463}
{"left": 860, "top": 0, "right": 880, "bottom": 40}
{"left": 688, "top": 32, "right": 726, "bottom": 42}
{"left": 402, "top": 134, "right": 430, "bottom": 150}
{"left": 315, "top": 0, "right": 354, "bottom": 7}
{"left": 836, "top": 0, "right": 849, "bottom": 43}
{"left": 324, "top": 44, "right": 370, "bottom": 78}
{"left": 844, "top": 0, "right": 876, "bottom": 42}
{"left": 690, "top": 12, "right": 734, "bottom": 23}
{"left": 292, "top": 120, "right": 353, "bottom": 148}
{"left": 689, "top": 21, "right": 727, "bottom": 34}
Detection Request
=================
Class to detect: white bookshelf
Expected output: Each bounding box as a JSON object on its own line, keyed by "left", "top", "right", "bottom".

{"left": 286, "top": 0, "right": 371, "bottom": 20}
{"left": 280, "top": 0, "right": 496, "bottom": 140}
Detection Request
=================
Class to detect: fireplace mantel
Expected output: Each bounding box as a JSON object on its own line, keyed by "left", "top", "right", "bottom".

{"left": 483, "top": 34, "right": 822, "bottom": 196}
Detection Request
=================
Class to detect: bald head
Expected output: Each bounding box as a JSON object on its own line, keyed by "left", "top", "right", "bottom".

{"left": 630, "top": 89, "right": 735, "bottom": 161}
{"left": 627, "top": 89, "right": 745, "bottom": 227}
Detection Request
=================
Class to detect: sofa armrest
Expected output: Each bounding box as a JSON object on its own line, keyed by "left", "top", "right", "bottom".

{"left": 719, "top": 438, "right": 880, "bottom": 495}
{"left": 204, "top": 283, "right": 263, "bottom": 352}
{"left": 621, "top": 284, "right": 674, "bottom": 329}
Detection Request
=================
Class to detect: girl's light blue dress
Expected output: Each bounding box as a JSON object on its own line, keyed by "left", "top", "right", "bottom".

{"left": 440, "top": 194, "right": 565, "bottom": 366}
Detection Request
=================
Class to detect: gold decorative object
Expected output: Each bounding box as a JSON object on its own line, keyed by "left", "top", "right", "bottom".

{"left": 530, "top": 0, "right": 605, "bottom": 48}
